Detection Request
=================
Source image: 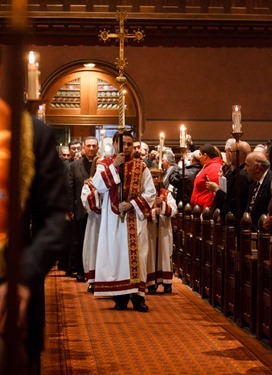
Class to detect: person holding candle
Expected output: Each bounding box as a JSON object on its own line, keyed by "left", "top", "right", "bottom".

{"left": 92, "top": 130, "right": 156, "bottom": 312}
{"left": 146, "top": 168, "right": 177, "bottom": 294}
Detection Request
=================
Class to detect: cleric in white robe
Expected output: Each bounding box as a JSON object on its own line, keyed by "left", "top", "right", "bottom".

{"left": 92, "top": 131, "right": 156, "bottom": 307}
{"left": 146, "top": 173, "right": 178, "bottom": 294}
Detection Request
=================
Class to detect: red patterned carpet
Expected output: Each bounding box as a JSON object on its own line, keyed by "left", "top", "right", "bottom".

{"left": 42, "top": 268, "right": 272, "bottom": 374}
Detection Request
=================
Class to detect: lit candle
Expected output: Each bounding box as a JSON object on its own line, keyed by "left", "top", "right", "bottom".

{"left": 180, "top": 124, "right": 187, "bottom": 148}
{"left": 100, "top": 128, "right": 105, "bottom": 157}
{"left": 158, "top": 132, "right": 164, "bottom": 171}
{"left": 37, "top": 104, "right": 46, "bottom": 122}
{"left": 27, "top": 51, "right": 40, "bottom": 100}
{"left": 232, "top": 105, "right": 242, "bottom": 133}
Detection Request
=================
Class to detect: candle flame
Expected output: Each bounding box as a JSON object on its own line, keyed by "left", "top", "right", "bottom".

{"left": 28, "top": 51, "right": 35, "bottom": 64}
{"left": 160, "top": 132, "right": 164, "bottom": 139}
{"left": 180, "top": 124, "right": 185, "bottom": 131}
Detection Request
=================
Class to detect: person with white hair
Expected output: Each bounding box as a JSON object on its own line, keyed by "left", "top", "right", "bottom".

{"left": 169, "top": 149, "right": 202, "bottom": 205}
{"left": 141, "top": 141, "right": 156, "bottom": 168}
{"left": 223, "top": 138, "right": 237, "bottom": 177}
{"left": 161, "top": 151, "right": 176, "bottom": 188}
{"left": 253, "top": 144, "right": 268, "bottom": 156}
{"left": 245, "top": 151, "right": 272, "bottom": 231}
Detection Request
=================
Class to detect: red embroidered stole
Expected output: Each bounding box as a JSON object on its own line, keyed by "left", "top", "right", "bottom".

{"left": 84, "top": 179, "right": 101, "bottom": 214}
{"left": 126, "top": 159, "right": 143, "bottom": 284}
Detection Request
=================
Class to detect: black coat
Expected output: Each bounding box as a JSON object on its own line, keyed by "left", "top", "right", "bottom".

{"left": 246, "top": 169, "right": 272, "bottom": 231}
{"left": 169, "top": 164, "right": 201, "bottom": 205}
{"left": 20, "top": 118, "right": 67, "bottom": 358}
{"left": 68, "top": 157, "right": 91, "bottom": 220}
{"left": 214, "top": 165, "right": 252, "bottom": 221}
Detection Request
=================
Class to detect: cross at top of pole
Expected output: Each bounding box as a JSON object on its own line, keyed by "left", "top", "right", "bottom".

{"left": 99, "top": 10, "right": 144, "bottom": 79}
{"left": 99, "top": 10, "right": 144, "bottom": 131}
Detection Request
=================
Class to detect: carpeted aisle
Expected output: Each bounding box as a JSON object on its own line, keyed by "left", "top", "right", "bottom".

{"left": 42, "top": 268, "right": 272, "bottom": 374}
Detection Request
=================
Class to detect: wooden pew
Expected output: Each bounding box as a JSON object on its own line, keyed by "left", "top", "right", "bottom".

{"left": 224, "top": 212, "right": 238, "bottom": 320}
{"left": 191, "top": 205, "right": 202, "bottom": 293}
{"left": 173, "top": 202, "right": 184, "bottom": 278}
{"left": 172, "top": 202, "right": 182, "bottom": 278}
{"left": 212, "top": 209, "right": 224, "bottom": 311}
{"left": 201, "top": 207, "right": 213, "bottom": 303}
{"left": 182, "top": 204, "right": 193, "bottom": 286}
{"left": 239, "top": 213, "right": 257, "bottom": 332}
{"left": 256, "top": 215, "right": 272, "bottom": 346}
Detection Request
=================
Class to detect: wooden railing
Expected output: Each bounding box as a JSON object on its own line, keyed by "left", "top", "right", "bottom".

{"left": 172, "top": 204, "right": 272, "bottom": 347}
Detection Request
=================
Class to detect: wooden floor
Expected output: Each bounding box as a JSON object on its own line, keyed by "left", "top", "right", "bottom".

{"left": 41, "top": 268, "right": 272, "bottom": 374}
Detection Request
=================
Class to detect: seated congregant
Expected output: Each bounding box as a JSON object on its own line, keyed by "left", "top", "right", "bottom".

{"left": 244, "top": 151, "right": 272, "bottom": 231}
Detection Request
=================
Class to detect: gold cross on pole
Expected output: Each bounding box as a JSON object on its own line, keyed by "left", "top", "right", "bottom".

{"left": 99, "top": 10, "right": 144, "bottom": 78}
{"left": 99, "top": 10, "right": 144, "bottom": 131}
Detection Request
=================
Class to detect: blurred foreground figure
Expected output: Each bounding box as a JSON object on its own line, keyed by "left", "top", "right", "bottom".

{"left": 0, "top": 97, "right": 66, "bottom": 374}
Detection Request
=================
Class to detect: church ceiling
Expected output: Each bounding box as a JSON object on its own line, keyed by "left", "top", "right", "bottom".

{"left": 0, "top": 1, "right": 272, "bottom": 47}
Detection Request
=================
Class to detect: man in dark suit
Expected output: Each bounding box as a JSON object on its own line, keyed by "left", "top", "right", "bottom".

{"left": 0, "top": 102, "right": 67, "bottom": 374}
{"left": 206, "top": 141, "right": 252, "bottom": 222}
{"left": 67, "top": 136, "right": 99, "bottom": 281}
{"left": 68, "top": 139, "right": 82, "bottom": 162}
{"left": 245, "top": 151, "right": 272, "bottom": 231}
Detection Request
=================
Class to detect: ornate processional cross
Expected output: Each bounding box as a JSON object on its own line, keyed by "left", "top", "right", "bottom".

{"left": 99, "top": 10, "right": 144, "bottom": 131}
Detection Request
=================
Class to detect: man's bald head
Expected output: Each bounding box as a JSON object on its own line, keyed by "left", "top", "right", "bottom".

{"left": 245, "top": 151, "right": 270, "bottom": 181}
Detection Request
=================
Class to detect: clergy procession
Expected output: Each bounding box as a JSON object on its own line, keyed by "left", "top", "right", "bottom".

{"left": 2, "top": 1, "right": 272, "bottom": 373}
{"left": 61, "top": 129, "right": 272, "bottom": 315}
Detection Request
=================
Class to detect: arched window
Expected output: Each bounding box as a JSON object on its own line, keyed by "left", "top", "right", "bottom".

{"left": 42, "top": 60, "right": 143, "bottom": 144}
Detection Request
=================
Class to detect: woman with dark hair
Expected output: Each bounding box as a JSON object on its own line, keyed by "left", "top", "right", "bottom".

{"left": 190, "top": 144, "right": 224, "bottom": 209}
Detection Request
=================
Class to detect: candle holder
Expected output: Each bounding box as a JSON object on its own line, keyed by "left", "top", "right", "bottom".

{"left": 231, "top": 131, "right": 244, "bottom": 143}
{"left": 180, "top": 146, "right": 187, "bottom": 207}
